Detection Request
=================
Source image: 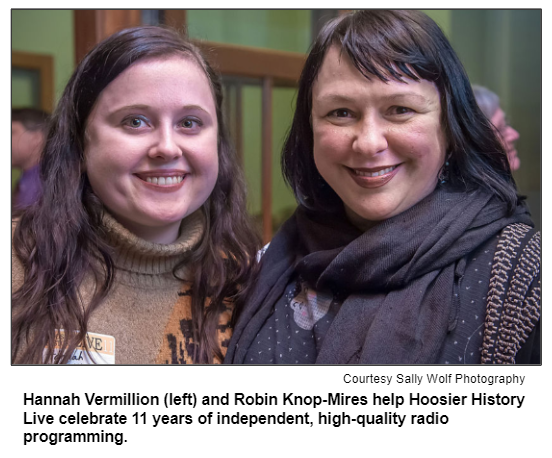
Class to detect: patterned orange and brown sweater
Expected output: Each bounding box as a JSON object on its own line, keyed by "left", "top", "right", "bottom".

{"left": 12, "top": 210, "right": 232, "bottom": 364}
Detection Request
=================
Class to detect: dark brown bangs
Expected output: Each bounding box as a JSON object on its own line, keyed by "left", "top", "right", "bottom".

{"left": 330, "top": 11, "right": 439, "bottom": 84}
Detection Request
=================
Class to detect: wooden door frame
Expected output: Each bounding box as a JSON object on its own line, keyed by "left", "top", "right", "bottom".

{"left": 74, "top": 10, "right": 142, "bottom": 64}
{"left": 12, "top": 51, "right": 54, "bottom": 112}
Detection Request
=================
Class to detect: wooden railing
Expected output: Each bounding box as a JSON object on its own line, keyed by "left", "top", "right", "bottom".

{"left": 196, "top": 41, "right": 305, "bottom": 243}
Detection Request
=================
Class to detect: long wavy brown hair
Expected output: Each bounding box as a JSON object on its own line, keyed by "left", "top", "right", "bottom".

{"left": 12, "top": 26, "right": 260, "bottom": 364}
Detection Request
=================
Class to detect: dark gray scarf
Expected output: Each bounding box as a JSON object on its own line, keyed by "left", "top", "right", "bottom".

{"left": 226, "top": 187, "right": 532, "bottom": 364}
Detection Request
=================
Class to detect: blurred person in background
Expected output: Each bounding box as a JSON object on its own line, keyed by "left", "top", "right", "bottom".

{"left": 12, "top": 108, "right": 49, "bottom": 210}
{"left": 472, "top": 85, "right": 520, "bottom": 171}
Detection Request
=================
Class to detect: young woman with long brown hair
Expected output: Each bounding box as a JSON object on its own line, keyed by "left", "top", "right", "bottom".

{"left": 12, "top": 26, "right": 260, "bottom": 364}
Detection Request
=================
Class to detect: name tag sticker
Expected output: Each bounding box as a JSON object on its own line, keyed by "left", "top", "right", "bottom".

{"left": 45, "top": 331, "right": 115, "bottom": 364}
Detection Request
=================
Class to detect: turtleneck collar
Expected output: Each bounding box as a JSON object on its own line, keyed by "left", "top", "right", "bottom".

{"left": 101, "top": 209, "right": 205, "bottom": 278}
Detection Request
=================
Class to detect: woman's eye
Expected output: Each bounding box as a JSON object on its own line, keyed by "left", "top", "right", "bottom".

{"left": 326, "top": 109, "right": 353, "bottom": 120}
{"left": 333, "top": 109, "right": 351, "bottom": 118}
{"left": 390, "top": 106, "right": 413, "bottom": 115}
{"left": 181, "top": 118, "right": 202, "bottom": 129}
{"left": 123, "top": 117, "right": 146, "bottom": 128}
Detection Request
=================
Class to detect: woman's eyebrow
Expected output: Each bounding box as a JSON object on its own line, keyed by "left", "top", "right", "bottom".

{"left": 180, "top": 104, "right": 211, "bottom": 115}
{"left": 314, "top": 94, "right": 358, "bottom": 104}
{"left": 108, "top": 104, "right": 211, "bottom": 116}
{"left": 315, "top": 92, "right": 433, "bottom": 105}
{"left": 385, "top": 92, "right": 432, "bottom": 104}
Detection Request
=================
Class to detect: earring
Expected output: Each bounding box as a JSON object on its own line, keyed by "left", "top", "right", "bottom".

{"left": 438, "top": 161, "right": 450, "bottom": 184}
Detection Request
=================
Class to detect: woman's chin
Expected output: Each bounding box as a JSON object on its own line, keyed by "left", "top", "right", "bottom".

{"left": 109, "top": 210, "right": 186, "bottom": 243}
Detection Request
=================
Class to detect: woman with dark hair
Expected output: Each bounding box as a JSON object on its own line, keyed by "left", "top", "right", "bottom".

{"left": 226, "top": 10, "right": 540, "bottom": 364}
{"left": 12, "top": 26, "right": 260, "bottom": 364}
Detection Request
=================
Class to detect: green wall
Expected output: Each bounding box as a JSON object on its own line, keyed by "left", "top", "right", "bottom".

{"left": 11, "top": 10, "right": 74, "bottom": 105}
{"left": 423, "top": 10, "right": 452, "bottom": 36}
{"left": 187, "top": 10, "right": 311, "bottom": 53}
{"left": 449, "top": 10, "right": 541, "bottom": 229}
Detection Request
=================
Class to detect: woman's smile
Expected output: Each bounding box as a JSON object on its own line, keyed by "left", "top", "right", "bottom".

{"left": 133, "top": 170, "right": 188, "bottom": 189}
{"left": 346, "top": 164, "right": 401, "bottom": 188}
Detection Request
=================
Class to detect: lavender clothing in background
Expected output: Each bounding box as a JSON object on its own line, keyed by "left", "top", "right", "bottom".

{"left": 14, "top": 165, "right": 41, "bottom": 209}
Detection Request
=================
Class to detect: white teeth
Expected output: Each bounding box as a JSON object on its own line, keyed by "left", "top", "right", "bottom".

{"left": 354, "top": 166, "right": 396, "bottom": 177}
{"left": 143, "top": 176, "right": 184, "bottom": 185}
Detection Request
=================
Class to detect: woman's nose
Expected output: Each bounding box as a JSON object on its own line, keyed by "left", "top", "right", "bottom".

{"left": 148, "top": 127, "right": 183, "bottom": 160}
{"left": 352, "top": 118, "right": 388, "bottom": 156}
